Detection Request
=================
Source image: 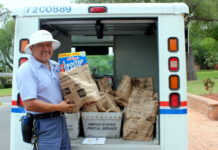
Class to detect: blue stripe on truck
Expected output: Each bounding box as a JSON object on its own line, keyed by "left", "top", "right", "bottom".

{"left": 12, "top": 108, "right": 187, "bottom": 114}
{"left": 160, "top": 109, "right": 187, "bottom": 114}
{"left": 11, "top": 107, "right": 25, "bottom": 113}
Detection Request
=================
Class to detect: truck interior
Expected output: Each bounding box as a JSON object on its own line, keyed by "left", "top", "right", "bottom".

{"left": 40, "top": 18, "right": 160, "bottom": 147}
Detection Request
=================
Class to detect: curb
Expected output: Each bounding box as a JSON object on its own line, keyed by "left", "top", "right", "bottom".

{"left": 188, "top": 93, "right": 218, "bottom": 120}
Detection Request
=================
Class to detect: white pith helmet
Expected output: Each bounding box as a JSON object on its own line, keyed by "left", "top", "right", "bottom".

{"left": 25, "top": 30, "right": 61, "bottom": 54}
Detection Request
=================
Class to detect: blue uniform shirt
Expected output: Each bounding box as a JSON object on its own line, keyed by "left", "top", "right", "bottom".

{"left": 16, "top": 55, "right": 63, "bottom": 114}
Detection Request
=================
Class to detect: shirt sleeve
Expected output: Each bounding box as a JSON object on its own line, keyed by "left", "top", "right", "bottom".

{"left": 16, "top": 63, "right": 38, "bottom": 101}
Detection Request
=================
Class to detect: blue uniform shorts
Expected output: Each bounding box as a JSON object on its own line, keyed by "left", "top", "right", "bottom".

{"left": 34, "top": 115, "right": 72, "bottom": 150}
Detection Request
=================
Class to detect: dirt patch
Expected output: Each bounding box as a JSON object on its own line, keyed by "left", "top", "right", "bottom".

{"left": 201, "top": 94, "right": 218, "bottom": 101}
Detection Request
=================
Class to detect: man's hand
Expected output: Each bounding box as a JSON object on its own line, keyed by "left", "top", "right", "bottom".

{"left": 58, "top": 100, "right": 76, "bottom": 113}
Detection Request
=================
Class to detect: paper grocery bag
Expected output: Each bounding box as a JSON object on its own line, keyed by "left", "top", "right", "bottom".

{"left": 82, "top": 102, "right": 99, "bottom": 112}
{"left": 128, "top": 87, "right": 154, "bottom": 105}
{"left": 132, "top": 77, "right": 153, "bottom": 90}
{"left": 96, "top": 77, "right": 112, "bottom": 93}
{"left": 96, "top": 93, "right": 121, "bottom": 112}
{"left": 60, "top": 64, "right": 101, "bottom": 113}
{"left": 125, "top": 101, "right": 158, "bottom": 120}
{"left": 115, "top": 75, "right": 132, "bottom": 106}
{"left": 123, "top": 118, "right": 154, "bottom": 141}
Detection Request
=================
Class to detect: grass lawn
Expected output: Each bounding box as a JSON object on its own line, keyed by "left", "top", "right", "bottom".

{"left": 0, "top": 88, "right": 12, "bottom": 97}
{"left": 188, "top": 70, "right": 218, "bottom": 95}
{"left": 196, "top": 70, "right": 218, "bottom": 80}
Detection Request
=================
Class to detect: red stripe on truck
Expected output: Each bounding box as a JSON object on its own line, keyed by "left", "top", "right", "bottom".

{"left": 11, "top": 101, "right": 17, "bottom": 105}
{"left": 160, "top": 101, "right": 187, "bottom": 107}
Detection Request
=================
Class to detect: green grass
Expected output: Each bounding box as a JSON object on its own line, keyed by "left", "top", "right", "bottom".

{"left": 187, "top": 79, "right": 218, "bottom": 95}
{"left": 196, "top": 70, "right": 218, "bottom": 80}
{"left": 0, "top": 88, "right": 12, "bottom": 96}
{"left": 188, "top": 70, "right": 218, "bottom": 95}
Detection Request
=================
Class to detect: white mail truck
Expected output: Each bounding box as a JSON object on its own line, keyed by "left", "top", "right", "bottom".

{"left": 11, "top": 2, "right": 189, "bottom": 150}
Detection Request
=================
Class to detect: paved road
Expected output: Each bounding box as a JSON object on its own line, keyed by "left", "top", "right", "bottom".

{"left": 0, "top": 96, "right": 11, "bottom": 104}
{"left": 0, "top": 96, "right": 11, "bottom": 150}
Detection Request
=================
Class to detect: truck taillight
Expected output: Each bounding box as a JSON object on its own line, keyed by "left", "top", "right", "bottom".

{"left": 169, "top": 57, "right": 179, "bottom": 71}
{"left": 89, "top": 6, "right": 107, "bottom": 13}
{"left": 19, "top": 58, "right": 28, "bottom": 66}
{"left": 17, "top": 93, "right": 24, "bottom": 107}
{"left": 169, "top": 93, "right": 180, "bottom": 108}
{"left": 169, "top": 75, "right": 179, "bottom": 90}
{"left": 20, "top": 39, "right": 29, "bottom": 53}
{"left": 168, "top": 37, "right": 178, "bottom": 52}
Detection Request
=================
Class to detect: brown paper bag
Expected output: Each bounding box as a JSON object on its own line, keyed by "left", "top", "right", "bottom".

{"left": 114, "top": 96, "right": 128, "bottom": 107}
{"left": 125, "top": 107, "right": 157, "bottom": 123}
{"left": 123, "top": 119, "right": 154, "bottom": 141}
{"left": 82, "top": 102, "right": 99, "bottom": 112}
{"left": 128, "top": 87, "right": 154, "bottom": 105}
{"left": 96, "top": 93, "right": 121, "bottom": 112}
{"left": 115, "top": 75, "right": 132, "bottom": 106}
{"left": 125, "top": 101, "right": 158, "bottom": 120}
{"left": 109, "top": 90, "right": 116, "bottom": 96}
{"left": 153, "top": 92, "right": 158, "bottom": 101}
{"left": 132, "top": 77, "right": 153, "bottom": 90}
{"left": 60, "top": 64, "right": 101, "bottom": 113}
{"left": 96, "top": 77, "right": 112, "bottom": 93}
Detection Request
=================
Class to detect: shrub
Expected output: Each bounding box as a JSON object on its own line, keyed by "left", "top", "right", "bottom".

{"left": 204, "top": 78, "right": 215, "bottom": 94}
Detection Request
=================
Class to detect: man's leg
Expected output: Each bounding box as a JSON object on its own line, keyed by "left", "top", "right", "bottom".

{"left": 60, "top": 116, "right": 72, "bottom": 150}
{"left": 35, "top": 117, "right": 63, "bottom": 150}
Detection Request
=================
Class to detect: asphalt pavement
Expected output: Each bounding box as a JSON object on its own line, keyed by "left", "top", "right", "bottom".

{"left": 0, "top": 96, "right": 11, "bottom": 104}
{"left": 0, "top": 96, "right": 11, "bottom": 150}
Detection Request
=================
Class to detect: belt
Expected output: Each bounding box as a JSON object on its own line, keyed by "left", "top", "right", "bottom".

{"left": 32, "top": 111, "right": 64, "bottom": 120}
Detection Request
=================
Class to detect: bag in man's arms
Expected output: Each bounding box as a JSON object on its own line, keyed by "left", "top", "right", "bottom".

{"left": 60, "top": 64, "right": 101, "bottom": 113}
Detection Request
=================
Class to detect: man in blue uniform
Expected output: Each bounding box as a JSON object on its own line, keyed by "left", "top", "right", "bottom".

{"left": 16, "top": 30, "right": 75, "bottom": 150}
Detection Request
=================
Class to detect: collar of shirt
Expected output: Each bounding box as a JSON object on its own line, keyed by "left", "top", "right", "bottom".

{"left": 28, "top": 55, "right": 57, "bottom": 69}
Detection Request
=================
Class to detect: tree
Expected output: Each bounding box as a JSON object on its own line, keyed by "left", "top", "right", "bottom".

{"left": 185, "top": 0, "right": 218, "bottom": 23}
{"left": 184, "top": 0, "right": 218, "bottom": 80}
{"left": 87, "top": 55, "right": 114, "bottom": 76}
{"left": 190, "top": 21, "right": 218, "bottom": 69}
{"left": 0, "top": 4, "right": 15, "bottom": 72}
{"left": 201, "top": 37, "right": 218, "bottom": 68}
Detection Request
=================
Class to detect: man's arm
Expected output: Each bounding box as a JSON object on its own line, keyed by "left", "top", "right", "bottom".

{"left": 23, "top": 99, "right": 76, "bottom": 113}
